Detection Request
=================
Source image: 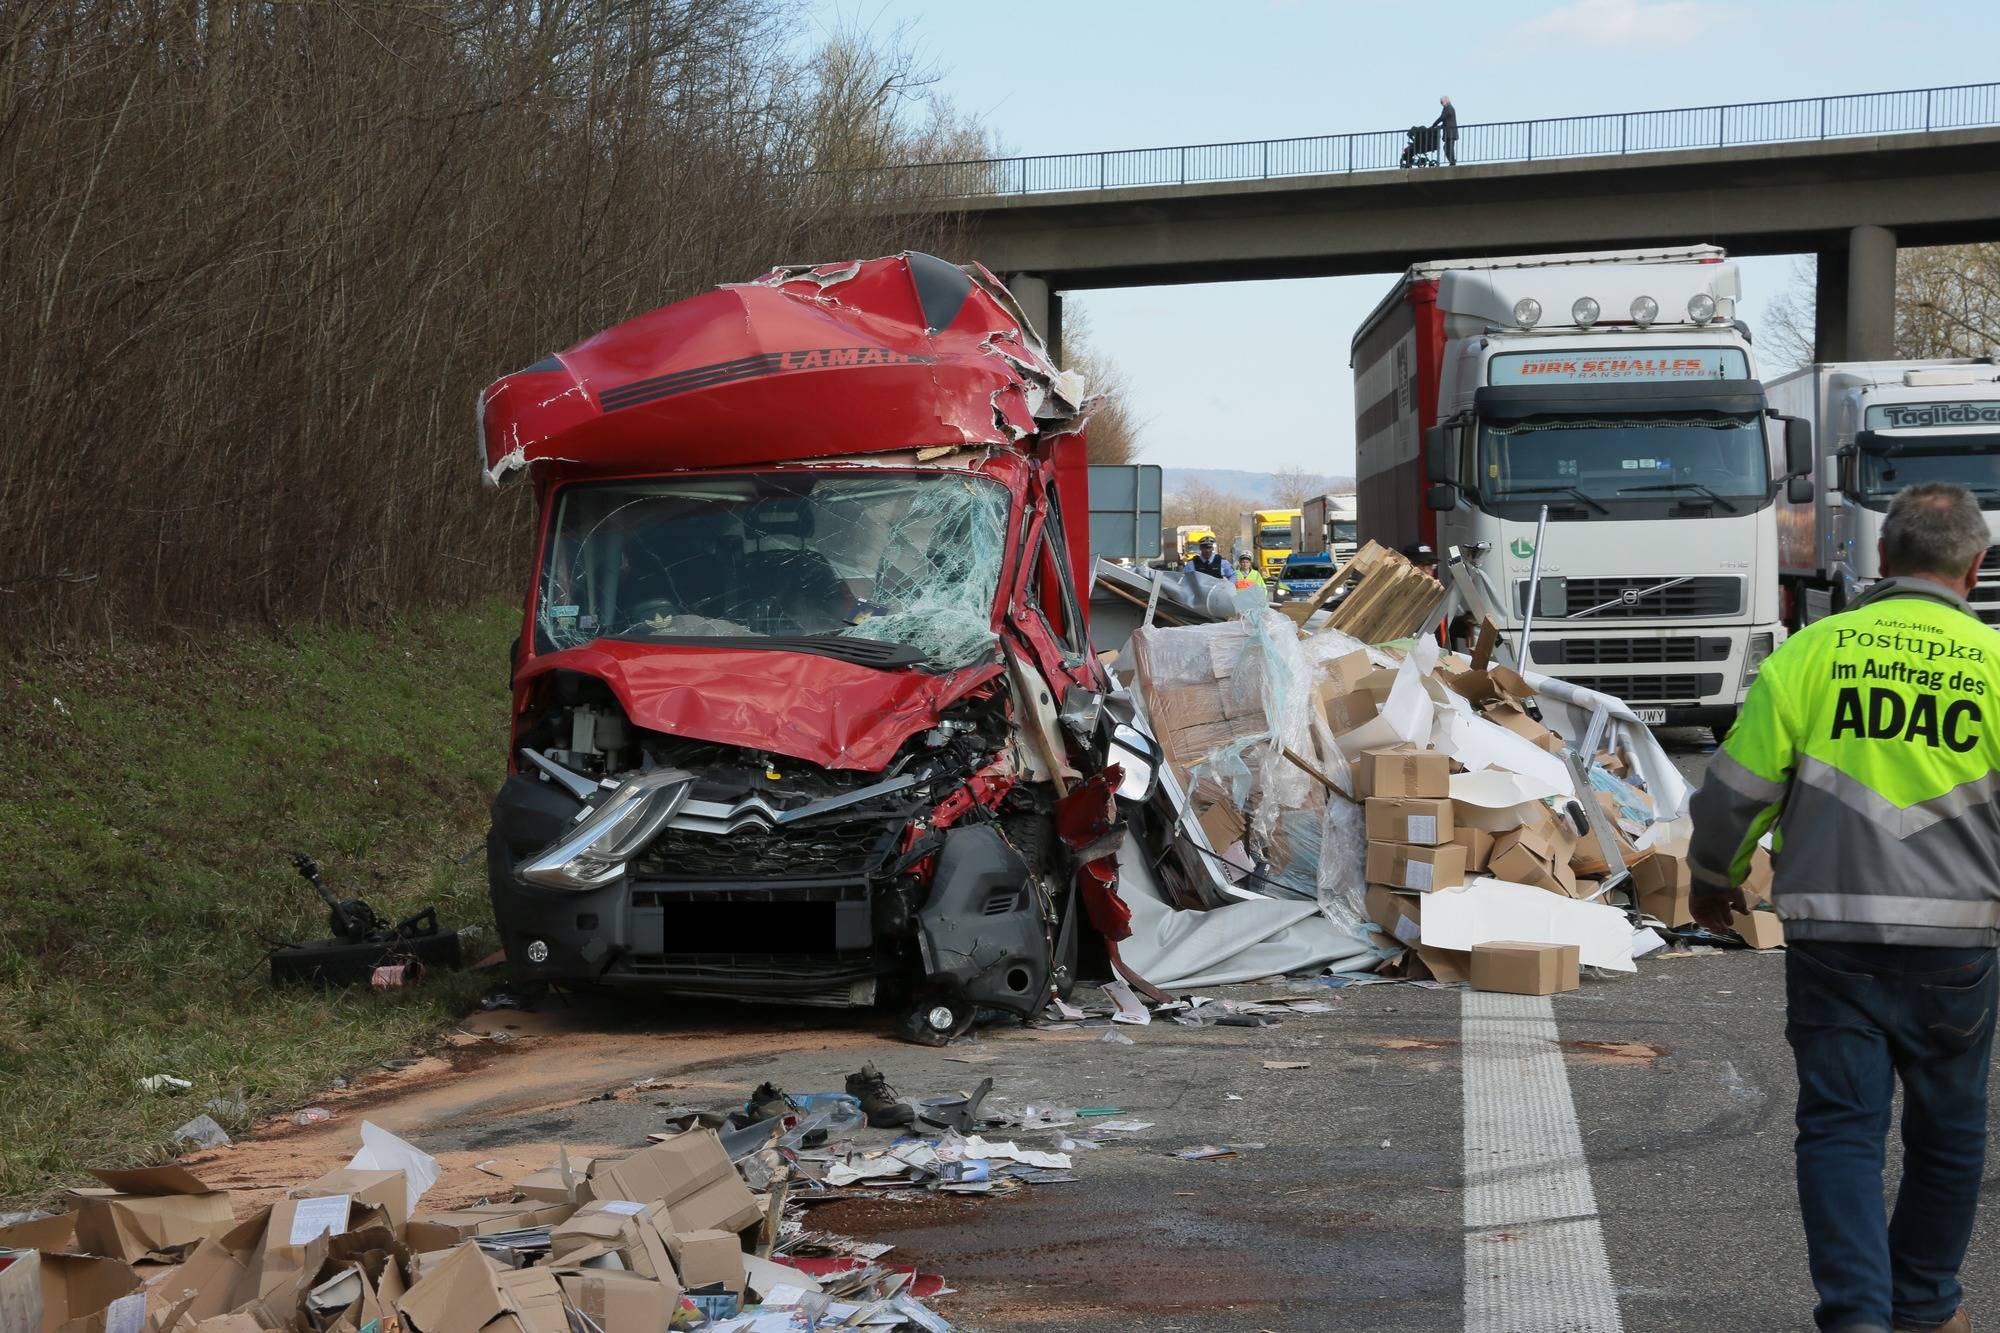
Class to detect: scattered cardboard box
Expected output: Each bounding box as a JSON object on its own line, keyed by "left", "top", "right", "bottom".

{"left": 1450, "top": 825, "right": 1496, "bottom": 873}
{"left": 1630, "top": 846, "right": 1692, "bottom": 927}
{"left": 1354, "top": 745, "right": 1450, "bottom": 799}
{"left": 294, "top": 1167, "right": 411, "bottom": 1234}
{"left": 405, "top": 1201, "right": 577, "bottom": 1255}
{"left": 1363, "top": 797, "right": 1454, "bottom": 846}
{"left": 668, "top": 1229, "right": 746, "bottom": 1298}
{"left": 585, "top": 1130, "right": 763, "bottom": 1234}
{"left": 1319, "top": 649, "right": 1377, "bottom": 696}
{"left": 1365, "top": 840, "right": 1468, "bottom": 892}
{"left": 1196, "top": 801, "right": 1246, "bottom": 850}
{"left": 70, "top": 1166, "right": 233, "bottom": 1264}
{"left": 397, "top": 1242, "right": 568, "bottom": 1333}
{"left": 514, "top": 1151, "right": 591, "bottom": 1205}
{"left": 1732, "top": 908, "right": 1785, "bottom": 950}
{"left": 1471, "top": 941, "right": 1581, "bottom": 995}
{"left": 36, "top": 1253, "right": 143, "bottom": 1333}
{"left": 1364, "top": 885, "right": 1469, "bottom": 983}
{"left": 1488, "top": 830, "right": 1579, "bottom": 898}
{"left": 556, "top": 1268, "right": 677, "bottom": 1331}
{"left": 0, "top": 1251, "right": 38, "bottom": 1333}
{"left": 549, "top": 1201, "right": 677, "bottom": 1284}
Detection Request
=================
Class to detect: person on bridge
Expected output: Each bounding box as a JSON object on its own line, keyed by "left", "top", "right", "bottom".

{"left": 1689, "top": 482, "right": 1999, "bottom": 1333}
{"left": 1433, "top": 96, "right": 1458, "bottom": 166}
{"left": 1188, "top": 536, "right": 1230, "bottom": 580}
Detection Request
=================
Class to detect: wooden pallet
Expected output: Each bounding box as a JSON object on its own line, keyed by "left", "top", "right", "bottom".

{"left": 1321, "top": 546, "right": 1448, "bottom": 645}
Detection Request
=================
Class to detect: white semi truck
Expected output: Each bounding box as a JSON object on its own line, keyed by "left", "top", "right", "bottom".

{"left": 1353, "top": 244, "right": 1812, "bottom": 734}
{"left": 1300, "top": 493, "right": 1360, "bottom": 564}
{"left": 1771, "top": 359, "right": 2000, "bottom": 625}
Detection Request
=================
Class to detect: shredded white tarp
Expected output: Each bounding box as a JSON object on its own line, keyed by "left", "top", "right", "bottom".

{"left": 1113, "top": 832, "right": 1382, "bottom": 989}
{"left": 1521, "top": 669, "right": 1692, "bottom": 821}
{"left": 1418, "top": 876, "right": 1638, "bottom": 973}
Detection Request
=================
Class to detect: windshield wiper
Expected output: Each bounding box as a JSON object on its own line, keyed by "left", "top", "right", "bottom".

{"left": 1617, "top": 481, "right": 1739, "bottom": 513}
{"left": 1498, "top": 485, "right": 1609, "bottom": 515}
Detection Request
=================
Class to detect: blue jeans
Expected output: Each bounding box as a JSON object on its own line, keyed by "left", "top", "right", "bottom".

{"left": 1785, "top": 939, "right": 1997, "bottom": 1332}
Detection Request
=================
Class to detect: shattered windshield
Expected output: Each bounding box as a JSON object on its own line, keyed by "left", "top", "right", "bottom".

{"left": 1480, "top": 414, "right": 1767, "bottom": 503}
{"left": 535, "top": 471, "right": 1011, "bottom": 668}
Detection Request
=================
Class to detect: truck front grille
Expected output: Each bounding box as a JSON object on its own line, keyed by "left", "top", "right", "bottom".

{"left": 1974, "top": 548, "right": 2000, "bottom": 625}
{"left": 1519, "top": 576, "right": 1742, "bottom": 620}
{"left": 1529, "top": 636, "right": 1731, "bottom": 666}
{"left": 1558, "top": 672, "right": 1724, "bottom": 705}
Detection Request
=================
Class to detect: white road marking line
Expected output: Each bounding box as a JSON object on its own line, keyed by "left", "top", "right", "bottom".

{"left": 1463, "top": 990, "right": 1623, "bottom": 1332}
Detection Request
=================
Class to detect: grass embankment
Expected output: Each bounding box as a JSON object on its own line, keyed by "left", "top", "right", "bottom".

{"left": 0, "top": 604, "right": 518, "bottom": 1206}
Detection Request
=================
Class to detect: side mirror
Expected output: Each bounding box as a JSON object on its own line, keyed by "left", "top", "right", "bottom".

{"left": 1783, "top": 415, "right": 1813, "bottom": 478}
{"left": 1424, "top": 422, "right": 1457, "bottom": 485}
{"left": 1787, "top": 475, "right": 1814, "bottom": 504}
{"left": 1426, "top": 482, "right": 1459, "bottom": 512}
{"left": 1107, "top": 723, "right": 1163, "bottom": 803}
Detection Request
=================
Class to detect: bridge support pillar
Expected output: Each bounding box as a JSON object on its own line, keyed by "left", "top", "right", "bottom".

{"left": 1008, "top": 273, "right": 1062, "bottom": 365}
{"left": 1845, "top": 225, "right": 1897, "bottom": 361}
{"left": 1813, "top": 247, "right": 1848, "bottom": 362}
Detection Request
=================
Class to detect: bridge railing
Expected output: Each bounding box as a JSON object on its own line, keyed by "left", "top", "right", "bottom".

{"left": 844, "top": 82, "right": 2000, "bottom": 200}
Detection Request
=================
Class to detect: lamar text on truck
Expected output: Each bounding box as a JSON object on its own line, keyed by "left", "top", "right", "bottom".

{"left": 475, "top": 254, "right": 1163, "bottom": 1044}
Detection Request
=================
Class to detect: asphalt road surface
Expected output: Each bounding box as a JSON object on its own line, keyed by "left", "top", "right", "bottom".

{"left": 190, "top": 733, "right": 2000, "bottom": 1331}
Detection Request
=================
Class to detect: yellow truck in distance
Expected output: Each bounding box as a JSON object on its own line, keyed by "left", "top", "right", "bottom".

{"left": 1237, "top": 508, "right": 1302, "bottom": 581}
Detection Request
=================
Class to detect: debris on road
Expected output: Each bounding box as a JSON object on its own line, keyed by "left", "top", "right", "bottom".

{"left": 12, "top": 1065, "right": 1198, "bottom": 1329}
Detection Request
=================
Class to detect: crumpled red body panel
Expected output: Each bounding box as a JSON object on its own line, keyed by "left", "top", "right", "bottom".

{"left": 518, "top": 640, "right": 1001, "bottom": 773}
{"left": 479, "top": 254, "right": 1078, "bottom": 484}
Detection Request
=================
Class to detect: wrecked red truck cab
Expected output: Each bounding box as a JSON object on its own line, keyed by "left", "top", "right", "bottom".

{"left": 477, "top": 254, "right": 1145, "bottom": 1042}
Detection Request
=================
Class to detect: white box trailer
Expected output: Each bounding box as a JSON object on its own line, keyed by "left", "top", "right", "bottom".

{"left": 1771, "top": 359, "right": 2000, "bottom": 625}
{"left": 1353, "top": 244, "right": 1813, "bottom": 733}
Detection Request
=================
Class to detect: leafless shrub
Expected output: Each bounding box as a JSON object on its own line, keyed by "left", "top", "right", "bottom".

{"left": 0, "top": 0, "right": 981, "bottom": 649}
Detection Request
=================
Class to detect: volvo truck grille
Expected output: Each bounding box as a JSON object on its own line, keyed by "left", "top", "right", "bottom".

{"left": 1560, "top": 672, "right": 1724, "bottom": 705}
{"left": 1974, "top": 547, "right": 2000, "bottom": 626}
{"left": 1518, "top": 576, "right": 1742, "bottom": 619}
{"left": 1529, "top": 636, "right": 1732, "bottom": 666}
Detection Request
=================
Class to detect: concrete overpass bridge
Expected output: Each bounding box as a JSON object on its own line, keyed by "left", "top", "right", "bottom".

{"left": 873, "top": 83, "right": 2000, "bottom": 365}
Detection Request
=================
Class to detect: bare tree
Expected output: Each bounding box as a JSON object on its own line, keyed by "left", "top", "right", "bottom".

{"left": 1062, "top": 307, "right": 1142, "bottom": 466}
{"left": 1162, "top": 481, "right": 1257, "bottom": 535}
{"left": 1267, "top": 466, "right": 1331, "bottom": 509}
{"left": 0, "top": 1, "right": 991, "bottom": 650}
{"left": 1758, "top": 246, "right": 2000, "bottom": 370}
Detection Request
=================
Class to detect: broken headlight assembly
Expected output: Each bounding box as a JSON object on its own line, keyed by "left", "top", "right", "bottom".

{"left": 518, "top": 767, "right": 693, "bottom": 891}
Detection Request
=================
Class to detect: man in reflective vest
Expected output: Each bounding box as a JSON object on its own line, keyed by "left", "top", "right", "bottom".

{"left": 1690, "top": 482, "right": 1999, "bottom": 1333}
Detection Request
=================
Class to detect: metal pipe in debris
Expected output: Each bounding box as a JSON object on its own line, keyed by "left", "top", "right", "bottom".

{"left": 1517, "top": 504, "right": 1551, "bottom": 666}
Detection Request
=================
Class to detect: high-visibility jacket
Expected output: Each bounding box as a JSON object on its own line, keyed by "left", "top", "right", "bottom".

{"left": 1690, "top": 576, "right": 2000, "bottom": 947}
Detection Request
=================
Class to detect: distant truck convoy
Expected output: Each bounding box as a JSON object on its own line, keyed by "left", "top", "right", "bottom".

{"left": 1300, "top": 494, "right": 1360, "bottom": 565}
{"left": 1353, "top": 244, "right": 1812, "bottom": 733}
{"left": 1236, "top": 508, "right": 1302, "bottom": 581}
{"left": 1165, "top": 524, "right": 1218, "bottom": 565}
{"left": 1771, "top": 359, "right": 2000, "bottom": 626}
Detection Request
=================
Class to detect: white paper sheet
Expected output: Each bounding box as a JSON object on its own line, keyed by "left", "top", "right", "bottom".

{"left": 1418, "top": 876, "right": 1638, "bottom": 973}
{"left": 347, "top": 1121, "right": 440, "bottom": 1216}
{"left": 1101, "top": 980, "right": 1150, "bottom": 1025}
{"left": 1433, "top": 705, "right": 1576, "bottom": 797}
{"left": 1447, "top": 769, "right": 1566, "bottom": 832}
{"left": 287, "top": 1193, "right": 351, "bottom": 1245}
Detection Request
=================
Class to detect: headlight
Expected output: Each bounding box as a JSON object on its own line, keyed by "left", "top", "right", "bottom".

{"left": 519, "top": 768, "right": 693, "bottom": 890}
{"left": 1687, "top": 293, "right": 1717, "bottom": 324}
{"left": 1571, "top": 297, "right": 1599, "bottom": 328}
{"left": 1513, "top": 298, "right": 1541, "bottom": 329}
{"left": 1741, "top": 631, "right": 1775, "bottom": 687}
{"left": 1630, "top": 295, "right": 1658, "bottom": 327}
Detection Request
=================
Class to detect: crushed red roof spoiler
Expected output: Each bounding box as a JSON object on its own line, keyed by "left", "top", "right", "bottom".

{"left": 479, "top": 253, "right": 1089, "bottom": 484}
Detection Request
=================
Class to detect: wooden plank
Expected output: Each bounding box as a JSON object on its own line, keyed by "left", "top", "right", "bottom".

{"left": 1300, "top": 541, "right": 1388, "bottom": 618}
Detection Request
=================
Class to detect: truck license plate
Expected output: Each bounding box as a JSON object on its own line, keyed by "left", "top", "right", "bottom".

{"left": 1634, "top": 708, "right": 1667, "bottom": 725}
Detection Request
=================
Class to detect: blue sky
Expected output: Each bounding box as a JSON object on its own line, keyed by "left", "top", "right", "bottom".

{"left": 804, "top": 0, "right": 2000, "bottom": 474}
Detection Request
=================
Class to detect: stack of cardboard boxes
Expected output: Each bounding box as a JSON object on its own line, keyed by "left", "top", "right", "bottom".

{"left": 0, "top": 1126, "right": 787, "bottom": 1333}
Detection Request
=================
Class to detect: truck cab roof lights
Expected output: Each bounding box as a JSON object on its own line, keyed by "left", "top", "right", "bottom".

{"left": 1687, "top": 293, "right": 1717, "bottom": 324}
{"left": 1513, "top": 298, "right": 1541, "bottom": 329}
{"left": 1630, "top": 296, "right": 1658, "bottom": 328}
{"left": 1571, "top": 297, "right": 1600, "bottom": 329}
